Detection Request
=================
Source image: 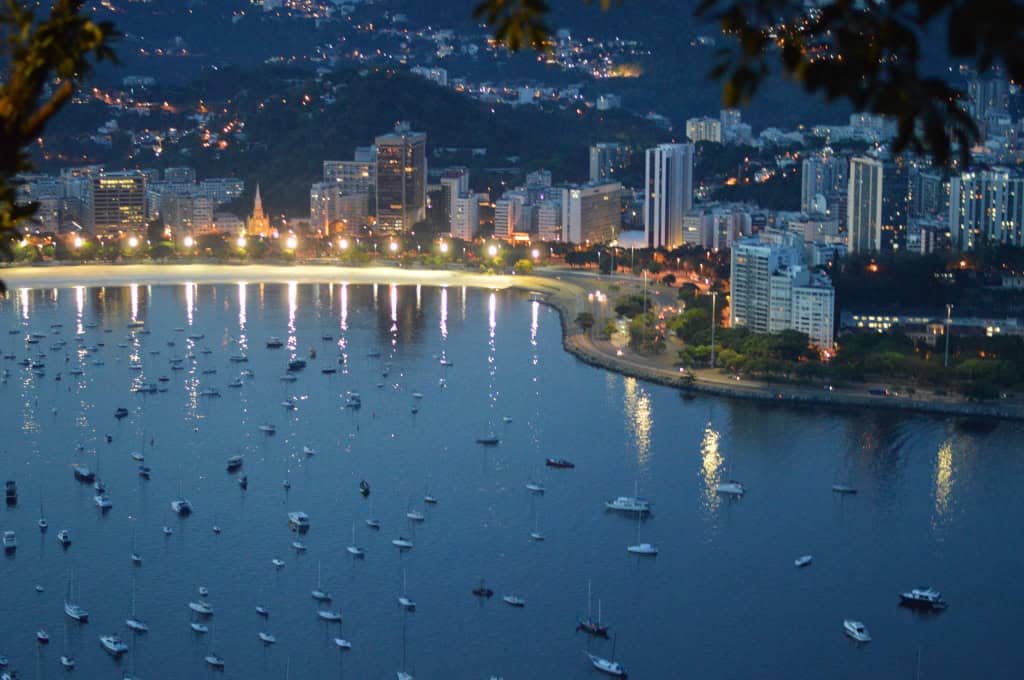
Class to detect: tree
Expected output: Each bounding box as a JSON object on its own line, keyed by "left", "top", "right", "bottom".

{"left": 513, "top": 258, "right": 534, "bottom": 275}
{"left": 1, "top": 1, "right": 117, "bottom": 284}
{"left": 575, "top": 312, "right": 595, "bottom": 331}
{"left": 476, "top": 0, "right": 1023, "bottom": 165}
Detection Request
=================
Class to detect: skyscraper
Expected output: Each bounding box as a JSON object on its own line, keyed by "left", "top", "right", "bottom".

{"left": 685, "top": 117, "right": 722, "bottom": 143}
{"left": 846, "top": 156, "right": 883, "bottom": 253}
{"left": 86, "top": 171, "right": 147, "bottom": 235}
{"left": 561, "top": 182, "right": 621, "bottom": 244}
{"left": 948, "top": 169, "right": 1024, "bottom": 250}
{"left": 375, "top": 124, "right": 427, "bottom": 232}
{"left": 588, "top": 143, "right": 630, "bottom": 183}
{"left": 801, "top": 157, "right": 828, "bottom": 214}
{"left": 644, "top": 143, "right": 693, "bottom": 249}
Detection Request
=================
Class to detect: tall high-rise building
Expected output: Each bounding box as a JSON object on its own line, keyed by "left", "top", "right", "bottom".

{"left": 450, "top": 193, "right": 480, "bottom": 241}
{"left": 588, "top": 143, "right": 630, "bottom": 183}
{"left": 948, "top": 169, "right": 1024, "bottom": 250}
{"left": 375, "top": 124, "right": 427, "bottom": 232}
{"left": 801, "top": 157, "right": 828, "bottom": 214}
{"left": 310, "top": 181, "right": 339, "bottom": 232}
{"left": 685, "top": 117, "right": 722, "bottom": 143}
{"left": 439, "top": 167, "right": 470, "bottom": 229}
{"left": 561, "top": 182, "right": 621, "bottom": 244}
{"left": 644, "top": 143, "right": 693, "bottom": 249}
{"left": 731, "top": 238, "right": 834, "bottom": 347}
{"left": 846, "top": 156, "right": 884, "bottom": 253}
{"left": 323, "top": 160, "right": 375, "bottom": 195}
{"left": 86, "top": 171, "right": 147, "bottom": 235}
{"left": 494, "top": 191, "right": 527, "bottom": 241}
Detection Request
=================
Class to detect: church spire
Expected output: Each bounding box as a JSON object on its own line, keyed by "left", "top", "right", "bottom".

{"left": 253, "top": 184, "right": 264, "bottom": 220}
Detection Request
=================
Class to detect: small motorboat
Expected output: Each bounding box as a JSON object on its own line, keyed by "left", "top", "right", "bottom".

{"left": 188, "top": 601, "right": 214, "bottom": 616}
{"left": 333, "top": 637, "right": 352, "bottom": 650}
{"left": 832, "top": 484, "right": 857, "bottom": 495}
{"left": 126, "top": 617, "right": 148, "bottom": 633}
{"left": 605, "top": 496, "right": 650, "bottom": 513}
{"left": 256, "top": 605, "right": 269, "bottom": 617}
{"left": 545, "top": 458, "right": 575, "bottom": 468}
{"left": 60, "top": 654, "right": 75, "bottom": 669}
{"left": 258, "top": 632, "right": 276, "bottom": 644}
{"left": 359, "top": 480, "right": 370, "bottom": 497}
{"left": 405, "top": 510, "right": 425, "bottom": 522}
{"left": 266, "top": 337, "right": 283, "bottom": 349}
{"left": 138, "top": 465, "right": 151, "bottom": 479}
{"left": 190, "top": 622, "right": 208, "bottom": 634}
{"left": 302, "top": 446, "right": 315, "bottom": 456}
{"left": 71, "top": 464, "right": 94, "bottom": 482}
{"left": 287, "top": 512, "right": 310, "bottom": 530}
{"left": 317, "top": 610, "right": 342, "bottom": 623}
{"left": 476, "top": 435, "right": 500, "bottom": 446}
{"left": 716, "top": 480, "right": 746, "bottom": 496}
{"left": 94, "top": 494, "right": 112, "bottom": 510}
{"left": 626, "top": 542, "right": 658, "bottom": 556}
{"left": 36, "top": 630, "right": 50, "bottom": 644}
{"left": 258, "top": 424, "right": 276, "bottom": 434}
{"left": 843, "top": 619, "right": 871, "bottom": 642}
{"left": 226, "top": 455, "right": 243, "bottom": 471}
{"left": 525, "top": 482, "right": 545, "bottom": 494}
{"left": 2, "top": 531, "right": 15, "bottom": 552}
{"left": 99, "top": 634, "right": 128, "bottom": 655}
{"left": 794, "top": 555, "right": 813, "bottom": 568}
{"left": 899, "top": 586, "right": 948, "bottom": 610}
{"left": 130, "top": 451, "right": 144, "bottom": 461}
{"left": 292, "top": 541, "right": 307, "bottom": 552}
{"left": 204, "top": 652, "right": 224, "bottom": 669}
{"left": 272, "top": 558, "right": 285, "bottom": 568}
{"left": 162, "top": 526, "right": 173, "bottom": 536}
{"left": 287, "top": 359, "right": 306, "bottom": 372}
{"left": 57, "top": 529, "right": 71, "bottom": 547}
{"left": 502, "top": 595, "right": 525, "bottom": 608}
{"left": 392, "top": 537, "right": 413, "bottom": 550}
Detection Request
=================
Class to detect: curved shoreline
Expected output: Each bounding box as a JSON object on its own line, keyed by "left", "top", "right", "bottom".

{"left": 4, "top": 263, "right": 1021, "bottom": 422}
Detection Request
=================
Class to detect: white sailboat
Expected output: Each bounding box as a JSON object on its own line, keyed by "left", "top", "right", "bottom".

{"left": 126, "top": 577, "right": 148, "bottom": 632}
{"left": 397, "top": 569, "right": 416, "bottom": 611}
{"left": 130, "top": 526, "right": 142, "bottom": 564}
{"left": 716, "top": 447, "right": 745, "bottom": 496}
{"left": 59, "top": 618, "right": 75, "bottom": 669}
{"left": 204, "top": 625, "right": 225, "bottom": 668}
{"left": 64, "top": 573, "right": 89, "bottom": 622}
{"left": 346, "top": 522, "right": 364, "bottom": 557}
{"left": 585, "top": 634, "right": 626, "bottom": 676}
{"left": 365, "top": 498, "right": 381, "bottom": 529}
{"left": 311, "top": 561, "right": 332, "bottom": 602}
{"left": 626, "top": 512, "right": 657, "bottom": 555}
{"left": 38, "top": 494, "right": 47, "bottom": 532}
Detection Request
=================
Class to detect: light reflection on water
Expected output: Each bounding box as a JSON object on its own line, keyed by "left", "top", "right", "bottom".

{"left": 700, "top": 421, "right": 723, "bottom": 513}
{"left": 622, "top": 377, "right": 652, "bottom": 468}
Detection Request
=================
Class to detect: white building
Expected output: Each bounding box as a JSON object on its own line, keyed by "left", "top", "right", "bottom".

{"left": 561, "top": 182, "right": 621, "bottom": 244}
{"left": 644, "top": 143, "right": 693, "bottom": 248}
{"left": 948, "top": 168, "right": 1024, "bottom": 250}
{"left": 450, "top": 193, "right": 480, "bottom": 241}
{"left": 686, "top": 116, "right": 722, "bottom": 143}
{"left": 731, "top": 237, "right": 834, "bottom": 348}
{"left": 536, "top": 199, "right": 563, "bottom": 242}
{"left": 494, "top": 191, "right": 527, "bottom": 240}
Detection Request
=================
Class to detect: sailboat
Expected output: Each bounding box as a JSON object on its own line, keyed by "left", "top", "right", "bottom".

{"left": 346, "top": 522, "right": 364, "bottom": 557}
{"left": 585, "top": 634, "right": 626, "bottom": 676}
{"left": 204, "top": 625, "right": 225, "bottom": 668}
{"left": 397, "top": 569, "right": 416, "bottom": 611}
{"left": 59, "top": 618, "right": 75, "bottom": 669}
{"left": 64, "top": 573, "right": 89, "bottom": 622}
{"left": 577, "top": 580, "right": 608, "bottom": 637}
{"left": 38, "top": 494, "right": 47, "bottom": 532}
{"left": 171, "top": 479, "right": 192, "bottom": 515}
{"left": 311, "top": 561, "right": 332, "bottom": 602}
{"left": 126, "top": 576, "right": 148, "bottom": 632}
{"left": 130, "top": 526, "right": 142, "bottom": 565}
{"left": 397, "top": 607, "right": 413, "bottom": 680}
{"left": 530, "top": 502, "right": 545, "bottom": 541}
{"left": 716, "top": 447, "right": 745, "bottom": 496}
{"left": 365, "top": 498, "right": 381, "bottom": 530}
{"left": 626, "top": 511, "right": 658, "bottom": 555}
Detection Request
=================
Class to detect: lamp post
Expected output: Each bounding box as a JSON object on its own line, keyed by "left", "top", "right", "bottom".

{"left": 710, "top": 291, "right": 718, "bottom": 369}
{"left": 944, "top": 303, "right": 953, "bottom": 368}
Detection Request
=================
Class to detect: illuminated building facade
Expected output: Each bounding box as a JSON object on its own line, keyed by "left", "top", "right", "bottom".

{"left": 375, "top": 125, "right": 427, "bottom": 232}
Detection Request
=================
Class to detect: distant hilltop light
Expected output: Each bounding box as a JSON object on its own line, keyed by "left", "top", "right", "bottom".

{"left": 608, "top": 64, "right": 643, "bottom": 78}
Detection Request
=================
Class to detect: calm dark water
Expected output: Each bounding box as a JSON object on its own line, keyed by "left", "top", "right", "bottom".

{"left": 0, "top": 282, "right": 1021, "bottom": 680}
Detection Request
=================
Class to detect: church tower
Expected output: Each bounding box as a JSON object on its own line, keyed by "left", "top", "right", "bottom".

{"left": 246, "top": 184, "right": 271, "bottom": 237}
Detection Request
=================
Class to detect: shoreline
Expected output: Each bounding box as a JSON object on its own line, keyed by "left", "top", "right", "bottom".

{"left": 3, "top": 262, "right": 1021, "bottom": 422}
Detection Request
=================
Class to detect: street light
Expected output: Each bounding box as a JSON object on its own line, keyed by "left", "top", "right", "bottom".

{"left": 128, "top": 236, "right": 139, "bottom": 248}
{"left": 944, "top": 304, "right": 953, "bottom": 368}
{"left": 439, "top": 241, "right": 449, "bottom": 254}
{"left": 183, "top": 236, "right": 194, "bottom": 248}
{"left": 339, "top": 238, "right": 349, "bottom": 250}
{"left": 531, "top": 248, "right": 540, "bottom": 260}
{"left": 487, "top": 244, "right": 498, "bottom": 257}
{"left": 237, "top": 236, "right": 247, "bottom": 248}
{"left": 285, "top": 235, "right": 297, "bottom": 250}
{"left": 73, "top": 236, "right": 83, "bottom": 249}
{"left": 389, "top": 241, "right": 399, "bottom": 253}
